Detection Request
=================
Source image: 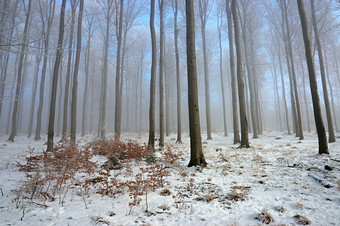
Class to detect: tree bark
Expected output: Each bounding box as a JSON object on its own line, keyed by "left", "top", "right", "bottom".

{"left": 158, "top": 0, "right": 165, "bottom": 146}
{"left": 232, "top": 0, "right": 249, "bottom": 148}
{"left": 297, "top": 0, "right": 328, "bottom": 154}
{"left": 70, "top": 0, "right": 84, "bottom": 143}
{"left": 226, "top": 0, "right": 240, "bottom": 144}
{"left": 310, "top": 0, "right": 335, "bottom": 142}
{"left": 148, "top": 0, "right": 157, "bottom": 148}
{"left": 47, "top": 0, "right": 67, "bottom": 151}
{"left": 186, "top": 0, "right": 206, "bottom": 168}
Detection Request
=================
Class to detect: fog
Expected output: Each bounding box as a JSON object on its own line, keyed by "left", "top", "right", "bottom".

{"left": 0, "top": 0, "right": 339, "bottom": 143}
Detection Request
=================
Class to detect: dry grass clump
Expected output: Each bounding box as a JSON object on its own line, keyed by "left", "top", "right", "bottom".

{"left": 255, "top": 209, "right": 273, "bottom": 224}
{"left": 293, "top": 214, "right": 311, "bottom": 225}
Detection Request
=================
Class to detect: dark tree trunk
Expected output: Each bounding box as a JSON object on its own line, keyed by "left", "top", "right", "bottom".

{"left": 310, "top": 0, "right": 335, "bottom": 142}
{"left": 46, "top": 0, "right": 67, "bottom": 151}
{"left": 297, "top": 0, "right": 328, "bottom": 154}
{"left": 148, "top": 0, "right": 157, "bottom": 148}
{"left": 186, "top": 0, "right": 206, "bottom": 168}
{"left": 70, "top": 0, "right": 84, "bottom": 143}
{"left": 158, "top": 0, "right": 165, "bottom": 146}
{"left": 232, "top": 0, "right": 249, "bottom": 148}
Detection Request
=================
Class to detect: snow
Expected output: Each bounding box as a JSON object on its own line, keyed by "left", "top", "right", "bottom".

{"left": 0, "top": 132, "right": 339, "bottom": 225}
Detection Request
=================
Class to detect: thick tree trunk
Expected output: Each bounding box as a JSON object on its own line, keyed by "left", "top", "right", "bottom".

{"left": 310, "top": 0, "right": 335, "bottom": 142}
{"left": 46, "top": 0, "right": 67, "bottom": 151}
{"left": 226, "top": 0, "right": 240, "bottom": 144}
{"left": 232, "top": 0, "right": 249, "bottom": 148}
{"left": 297, "top": 0, "right": 328, "bottom": 154}
{"left": 8, "top": 0, "right": 32, "bottom": 142}
{"left": 148, "top": 0, "right": 157, "bottom": 147}
{"left": 186, "top": 0, "right": 206, "bottom": 168}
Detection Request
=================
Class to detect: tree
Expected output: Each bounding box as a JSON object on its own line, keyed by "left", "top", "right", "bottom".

{"left": 226, "top": 0, "right": 240, "bottom": 144}
{"left": 217, "top": 1, "right": 228, "bottom": 137}
{"left": 198, "top": 0, "right": 212, "bottom": 140}
{"left": 232, "top": 0, "right": 249, "bottom": 148}
{"left": 148, "top": 0, "right": 157, "bottom": 148}
{"left": 35, "top": 0, "right": 56, "bottom": 140}
{"left": 61, "top": 0, "right": 78, "bottom": 141}
{"left": 70, "top": 0, "right": 84, "bottom": 143}
{"left": 172, "top": 0, "right": 182, "bottom": 143}
{"left": 8, "top": 0, "right": 32, "bottom": 142}
{"left": 186, "top": 0, "right": 207, "bottom": 168}
{"left": 158, "top": 0, "right": 165, "bottom": 147}
{"left": 114, "top": 0, "right": 124, "bottom": 138}
{"left": 47, "top": 0, "right": 67, "bottom": 151}
{"left": 297, "top": 0, "right": 328, "bottom": 154}
{"left": 310, "top": 0, "right": 335, "bottom": 143}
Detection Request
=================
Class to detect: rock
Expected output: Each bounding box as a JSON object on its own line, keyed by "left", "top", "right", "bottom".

{"left": 324, "top": 165, "right": 333, "bottom": 171}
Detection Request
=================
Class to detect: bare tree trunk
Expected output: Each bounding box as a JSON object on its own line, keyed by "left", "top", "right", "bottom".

{"left": 232, "top": 0, "right": 249, "bottom": 148}
{"left": 35, "top": 0, "right": 56, "bottom": 141}
{"left": 186, "top": 0, "right": 206, "bottom": 168}
{"left": 217, "top": 6, "right": 227, "bottom": 137}
{"left": 70, "top": 0, "right": 84, "bottom": 143}
{"left": 148, "top": 0, "right": 157, "bottom": 148}
{"left": 8, "top": 0, "right": 32, "bottom": 142}
{"left": 297, "top": 0, "right": 328, "bottom": 154}
{"left": 114, "top": 0, "right": 124, "bottom": 138}
{"left": 198, "top": 0, "right": 212, "bottom": 140}
{"left": 299, "top": 51, "right": 311, "bottom": 133}
{"left": 283, "top": 0, "right": 303, "bottom": 139}
{"left": 158, "top": 0, "right": 165, "bottom": 146}
{"left": 56, "top": 55, "right": 64, "bottom": 137}
{"left": 310, "top": 0, "right": 335, "bottom": 142}
{"left": 46, "top": 0, "right": 66, "bottom": 151}
{"left": 226, "top": 0, "right": 240, "bottom": 144}
{"left": 173, "top": 0, "right": 182, "bottom": 143}
{"left": 276, "top": 45, "right": 291, "bottom": 134}
{"left": 27, "top": 41, "right": 43, "bottom": 138}
{"left": 62, "top": 3, "right": 76, "bottom": 141}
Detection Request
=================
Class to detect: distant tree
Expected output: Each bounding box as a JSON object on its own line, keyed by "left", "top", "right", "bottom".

{"left": 232, "top": 0, "right": 249, "bottom": 148}
{"left": 172, "top": 0, "right": 182, "bottom": 143}
{"left": 148, "top": 0, "right": 157, "bottom": 148}
{"left": 47, "top": 0, "right": 67, "bottom": 151}
{"left": 70, "top": 0, "right": 84, "bottom": 143}
{"left": 297, "top": 0, "right": 328, "bottom": 154}
{"left": 8, "top": 0, "right": 32, "bottom": 142}
{"left": 217, "top": 1, "right": 228, "bottom": 137}
{"left": 186, "top": 0, "right": 207, "bottom": 168}
{"left": 310, "top": 0, "right": 335, "bottom": 143}
{"left": 198, "top": 0, "right": 213, "bottom": 140}
{"left": 226, "top": 0, "right": 240, "bottom": 144}
{"left": 35, "top": 0, "right": 56, "bottom": 141}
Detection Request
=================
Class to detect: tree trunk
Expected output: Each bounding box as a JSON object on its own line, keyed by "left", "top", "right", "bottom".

{"left": 217, "top": 8, "right": 227, "bottom": 137}
{"left": 27, "top": 41, "right": 43, "bottom": 138}
{"left": 173, "top": 0, "right": 182, "bottom": 143}
{"left": 186, "top": 0, "right": 206, "bottom": 168}
{"left": 70, "top": 0, "right": 84, "bottom": 143}
{"left": 148, "top": 0, "right": 157, "bottom": 148}
{"left": 62, "top": 3, "right": 76, "bottom": 141}
{"left": 8, "top": 0, "right": 32, "bottom": 142}
{"left": 310, "top": 0, "right": 335, "bottom": 142}
{"left": 198, "top": 0, "right": 212, "bottom": 140}
{"left": 226, "top": 0, "right": 240, "bottom": 144}
{"left": 46, "top": 0, "right": 67, "bottom": 151}
{"left": 297, "top": 0, "right": 328, "bottom": 154}
{"left": 232, "top": 0, "right": 249, "bottom": 148}
{"left": 35, "top": 0, "right": 56, "bottom": 141}
{"left": 158, "top": 0, "right": 165, "bottom": 146}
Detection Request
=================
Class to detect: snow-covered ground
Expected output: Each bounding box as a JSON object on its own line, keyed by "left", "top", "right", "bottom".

{"left": 0, "top": 132, "right": 339, "bottom": 225}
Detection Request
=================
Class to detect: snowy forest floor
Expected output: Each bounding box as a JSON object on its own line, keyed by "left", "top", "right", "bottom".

{"left": 0, "top": 131, "right": 339, "bottom": 225}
